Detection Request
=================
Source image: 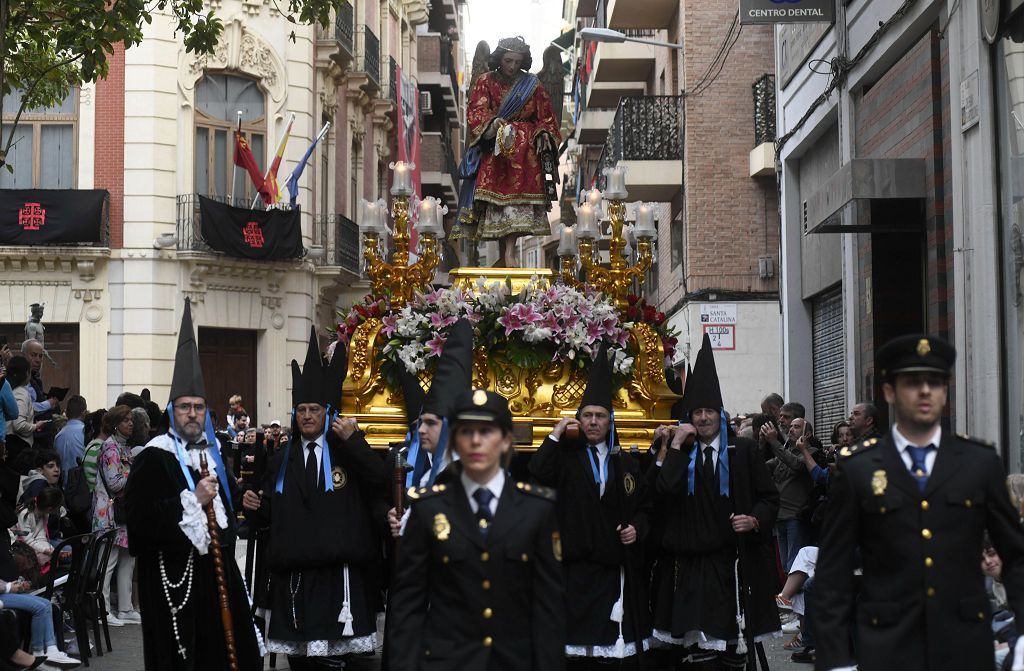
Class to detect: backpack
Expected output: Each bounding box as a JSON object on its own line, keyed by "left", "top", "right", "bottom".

{"left": 64, "top": 458, "right": 92, "bottom": 517}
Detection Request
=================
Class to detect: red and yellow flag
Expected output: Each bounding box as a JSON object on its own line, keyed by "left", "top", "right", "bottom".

{"left": 263, "top": 115, "right": 294, "bottom": 205}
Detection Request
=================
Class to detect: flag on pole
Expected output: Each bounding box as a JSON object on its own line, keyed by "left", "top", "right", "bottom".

{"left": 233, "top": 129, "right": 269, "bottom": 203}
{"left": 263, "top": 115, "right": 295, "bottom": 205}
{"left": 285, "top": 122, "right": 331, "bottom": 208}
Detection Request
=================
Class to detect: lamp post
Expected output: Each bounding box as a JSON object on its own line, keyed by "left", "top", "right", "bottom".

{"left": 578, "top": 27, "right": 684, "bottom": 50}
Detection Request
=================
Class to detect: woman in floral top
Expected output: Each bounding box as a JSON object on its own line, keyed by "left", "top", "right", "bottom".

{"left": 92, "top": 404, "right": 140, "bottom": 626}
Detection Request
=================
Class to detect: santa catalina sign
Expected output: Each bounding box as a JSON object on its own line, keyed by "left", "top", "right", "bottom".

{"left": 739, "top": 0, "right": 835, "bottom": 24}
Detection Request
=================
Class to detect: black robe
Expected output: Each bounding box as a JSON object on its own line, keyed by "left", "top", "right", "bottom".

{"left": 125, "top": 439, "right": 261, "bottom": 671}
{"left": 653, "top": 436, "right": 780, "bottom": 647}
{"left": 246, "top": 429, "right": 387, "bottom": 655}
{"left": 529, "top": 436, "right": 652, "bottom": 653}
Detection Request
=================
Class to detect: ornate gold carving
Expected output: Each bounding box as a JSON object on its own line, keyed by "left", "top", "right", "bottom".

{"left": 363, "top": 194, "right": 440, "bottom": 305}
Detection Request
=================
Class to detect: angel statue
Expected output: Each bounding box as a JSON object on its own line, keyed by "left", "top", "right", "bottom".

{"left": 453, "top": 36, "right": 562, "bottom": 267}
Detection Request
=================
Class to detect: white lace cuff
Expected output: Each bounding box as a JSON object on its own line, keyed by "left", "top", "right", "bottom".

{"left": 179, "top": 490, "right": 211, "bottom": 555}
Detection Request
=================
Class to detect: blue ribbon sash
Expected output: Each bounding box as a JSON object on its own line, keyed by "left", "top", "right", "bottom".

{"left": 685, "top": 412, "right": 731, "bottom": 497}
{"left": 166, "top": 402, "right": 234, "bottom": 513}
{"left": 274, "top": 407, "right": 336, "bottom": 494}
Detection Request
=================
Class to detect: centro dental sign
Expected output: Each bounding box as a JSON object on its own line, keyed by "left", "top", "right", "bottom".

{"left": 739, "top": 0, "right": 835, "bottom": 24}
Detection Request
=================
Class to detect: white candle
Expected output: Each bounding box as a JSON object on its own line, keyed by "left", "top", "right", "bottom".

{"left": 604, "top": 164, "right": 628, "bottom": 199}
{"left": 418, "top": 197, "right": 438, "bottom": 231}
{"left": 576, "top": 203, "right": 597, "bottom": 239}
{"left": 390, "top": 161, "right": 414, "bottom": 196}
{"left": 587, "top": 189, "right": 603, "bottom": 207}
{"left": 360, "top": 199, "right": 383, "bottom": 233}
{"left": 557, "top": 225, "right": 577, "bottom": 256}
{"left": 634, "top": 203, "right": 656, "bottom": 237}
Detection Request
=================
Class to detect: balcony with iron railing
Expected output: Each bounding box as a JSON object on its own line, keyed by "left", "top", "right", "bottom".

{"left": 354, "top": 25, "right": 382, "bottom": 91}
{"left": 388, "top": 56, "right": 398, "bottom": 104}
{"left": 312, "top": 213, "right": 360, "bottom": 274}
{"left": 595, "top": 95, "right": 683, "bottom": 202}
{"left": 750, "top": 74, "right": 777, "bottom": 177}
{"left": 316, "top": 0, "right": 354, "bottom": 67}
{"left": 175, "top": 194, "right": 293, "bottom": 253}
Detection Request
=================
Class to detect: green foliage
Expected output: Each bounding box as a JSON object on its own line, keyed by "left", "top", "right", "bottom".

{"left": 0, "top": 0, "right": 337, "bottom": 163}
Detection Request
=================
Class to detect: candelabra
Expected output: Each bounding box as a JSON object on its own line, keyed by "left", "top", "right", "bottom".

{"left": 360, "top": 162, "right": 443, "bottom": 306}
{"left": 558, "top": 165, "right": 656, "bottom": 309}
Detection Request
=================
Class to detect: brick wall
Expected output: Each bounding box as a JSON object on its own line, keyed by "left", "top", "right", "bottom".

{"left": 95, "top": 44, "right": 125, "bottom": 248}
{"left": 658, "top": 1, "right": 780, "bottom": 312}
{"left": 854, "top": 29, "right": 953, "bottom": 387}
{"left": 418, "top": 35, "right": 441, "bottom": 73}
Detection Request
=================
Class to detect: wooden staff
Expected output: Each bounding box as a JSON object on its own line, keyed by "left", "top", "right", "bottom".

{"left": 199, "top": 452, "right": 240, "bottom": 671}
{"left": 392, "top": 447, "right": 410, "bottom": 558}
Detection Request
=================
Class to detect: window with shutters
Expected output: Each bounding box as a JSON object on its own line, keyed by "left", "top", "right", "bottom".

{"left": 194, "top": 74, "right": 266, "bottom": 203}
{"left": 812, "top": 287, "right": 846, "bottom": 440}
{"left": 0, "top": 89, "right": 77, "bottom": 189}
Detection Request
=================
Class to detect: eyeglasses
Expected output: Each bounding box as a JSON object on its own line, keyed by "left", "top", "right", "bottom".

{"left": 173, "top": 403, "right": 207, "bottom": 414}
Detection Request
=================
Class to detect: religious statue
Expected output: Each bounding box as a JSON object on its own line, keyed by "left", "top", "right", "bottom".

{"left": 453, "top": 36, "right": 562, "bottom": 267}
{"left": 24, "top": 303, "right": 44, "bottom": 346}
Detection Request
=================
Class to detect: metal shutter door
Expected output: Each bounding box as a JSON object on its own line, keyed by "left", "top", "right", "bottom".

{"left": 812, "top": 288, "right": 846, "bottom": 440}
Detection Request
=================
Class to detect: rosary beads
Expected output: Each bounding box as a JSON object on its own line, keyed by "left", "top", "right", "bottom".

{"left": 160, "top": 549, "right": 196, "bottom": 659}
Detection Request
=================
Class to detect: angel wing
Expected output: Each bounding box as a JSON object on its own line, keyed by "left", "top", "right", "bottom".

{"left": 469, "top": 40, "right": 491, "bottom": 93}
{"left": 537, "top": 44, "right": 565, "bottom": 126}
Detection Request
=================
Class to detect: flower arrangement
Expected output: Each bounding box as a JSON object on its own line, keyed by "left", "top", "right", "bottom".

{"left": 340, "top": 278, "right": 638, "bottom": 390}
{"left": 624, "top": 294, "right": 679, "bottom": 361}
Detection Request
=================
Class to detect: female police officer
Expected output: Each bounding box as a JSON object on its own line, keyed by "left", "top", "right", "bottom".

{"left": 387, "top": 388, "right": 565, "bottom": 670}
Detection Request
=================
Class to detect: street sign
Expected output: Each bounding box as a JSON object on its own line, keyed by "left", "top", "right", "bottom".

{"left": 739, "top": 0, "right": 835, "bottom": 25}
{"left": 704, "top": 324, "right": 736, "bottom": 350}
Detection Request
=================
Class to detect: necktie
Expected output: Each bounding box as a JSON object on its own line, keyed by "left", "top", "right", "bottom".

{"left": 305, "top": 443, "right": 319, "bottom": 492}
{"left": 703, "top": 445, "right": 716, "bottom": 487}
{"left": 907, "top": 445, "right": 935, "bottom": 492}
{"left": 589, "top": 445, "right": 604, "bottom": 496}
{"left": 473, "top": 488, "right": 494, "bottom": 537}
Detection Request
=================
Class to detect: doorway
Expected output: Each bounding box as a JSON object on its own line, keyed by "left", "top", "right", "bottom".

{"left": 198, "top": 327, "right": 258, "bottom": 430}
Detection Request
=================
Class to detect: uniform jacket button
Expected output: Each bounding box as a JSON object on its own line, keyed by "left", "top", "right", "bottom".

{"left": 483, "top": 636, "right": 493, "bottom": 647}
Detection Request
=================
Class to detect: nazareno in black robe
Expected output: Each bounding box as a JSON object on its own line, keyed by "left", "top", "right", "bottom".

{"left": 125, "top": 438, "right": 262, "bottom": 671}
{"left": 651, "top": 436, "right": 781, "bottom": 649}
{"left": 246, "top": 429, "right": 387, "bottom": 657}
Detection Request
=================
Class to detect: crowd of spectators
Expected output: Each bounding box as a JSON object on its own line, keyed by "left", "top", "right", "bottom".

{"left": 0, "top": 338, "right": 290, "bottom": 668}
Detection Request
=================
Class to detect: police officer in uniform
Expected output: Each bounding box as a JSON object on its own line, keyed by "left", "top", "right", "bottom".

{"left": 387, "top": 389, "right": 565, "bottom": 671}
{"left": 815, "top": 334, "right": 1024, "bottom": 671}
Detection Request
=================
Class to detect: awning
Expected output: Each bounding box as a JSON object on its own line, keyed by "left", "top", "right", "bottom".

{"left": 552, "top": 29, "right": 575, "bottom": 51}
{"left": 805, "top": 158, "right": 927, "bottom": 233}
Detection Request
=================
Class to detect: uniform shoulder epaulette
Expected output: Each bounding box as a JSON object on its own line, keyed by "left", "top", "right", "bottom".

{"left": 405, "top": 483, "right": 447, "bottom": 501}
{"left": 515, "top": 481, "right": 557, "bottom": 501}
{"left": 838, "top": 437, "right": 880, "bottom": 459}
{"left": 955, "top": 432, "right": 996, "bottom": 449}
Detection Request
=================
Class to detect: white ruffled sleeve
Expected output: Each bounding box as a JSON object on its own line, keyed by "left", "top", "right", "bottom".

{"left": 178, "top": 490, "right": 211, "bottom": 555}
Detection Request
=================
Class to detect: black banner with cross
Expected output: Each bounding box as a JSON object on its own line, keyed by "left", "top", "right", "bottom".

{"left": 198, "top": 196, "right": 303, "bottom": 261}
{"left": 0, "top": 189, "right": 107, "bottom": 244}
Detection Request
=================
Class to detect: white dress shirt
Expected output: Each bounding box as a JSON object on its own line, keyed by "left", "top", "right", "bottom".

{"left": 891, "top": 424, "right": 941, "bottom": 473}
{"left": 301, "top": 437, "right": 323, "bottom": 474}
{"left": 461, "top": 469, "right": 505, "bottom": 517}
{"left": 699, "top": 433, "right": 722, "bottom": 469}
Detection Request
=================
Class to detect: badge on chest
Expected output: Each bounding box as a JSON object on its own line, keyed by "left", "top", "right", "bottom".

{"left": 332, "top": 466, "right": 347, "bottom": 490}
{"left": 871, "top": 470, "right": 887, "bottom": 496}
{"left": 434, "top": 513, "right": 451, "bottom": 541}
{"left": 623, "top": 473, "right": 636, "bottom": 496}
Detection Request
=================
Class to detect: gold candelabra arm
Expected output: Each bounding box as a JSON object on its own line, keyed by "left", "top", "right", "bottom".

{"left": 558, "top": 254, "right": 582, "bottom": 289}
{"left": 407, "top": 233, "right": 440, "bottom": 288}
{"left": 391, "top": 196, "right": 411, "bottom": 266}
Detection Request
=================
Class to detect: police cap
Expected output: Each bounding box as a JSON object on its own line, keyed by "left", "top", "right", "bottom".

{"left": 876, "top": 334, "right": 955, "bottom": 381}
{"left": 450, "top": 389, "right": 513, "bottom": 432}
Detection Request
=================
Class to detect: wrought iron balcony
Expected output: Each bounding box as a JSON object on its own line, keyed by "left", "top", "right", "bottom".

{"left": 356, "top": 25, "right": 381, "bottom": 91}
{"left": 753, "top": 74, "right": 776, "bottom": 146}
{"left": 598, "top": 95, "right": 683, "bottom": 182}
{"left": 389, "top": 56, "right": 398, "bottom": 104}
{"left": 312, "top": 212, "right": 361, "bottom": 273}
{"left": 175, "top": 194, "right": 291, "bottom": 253}
{"left": 337, "top": 1, "right": 354, "bottom": 54}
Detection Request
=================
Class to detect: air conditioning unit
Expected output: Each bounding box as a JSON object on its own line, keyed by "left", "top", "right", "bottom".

{"left": 420, "top": 91, "right": 433, "bottom": 114}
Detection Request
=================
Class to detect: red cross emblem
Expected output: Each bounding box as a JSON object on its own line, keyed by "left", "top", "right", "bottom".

{"left": 242, "top": 221, "right": 265, "bottom": 248}
{"left": 18, "top": 203, "right": 45, "bottom": 231}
